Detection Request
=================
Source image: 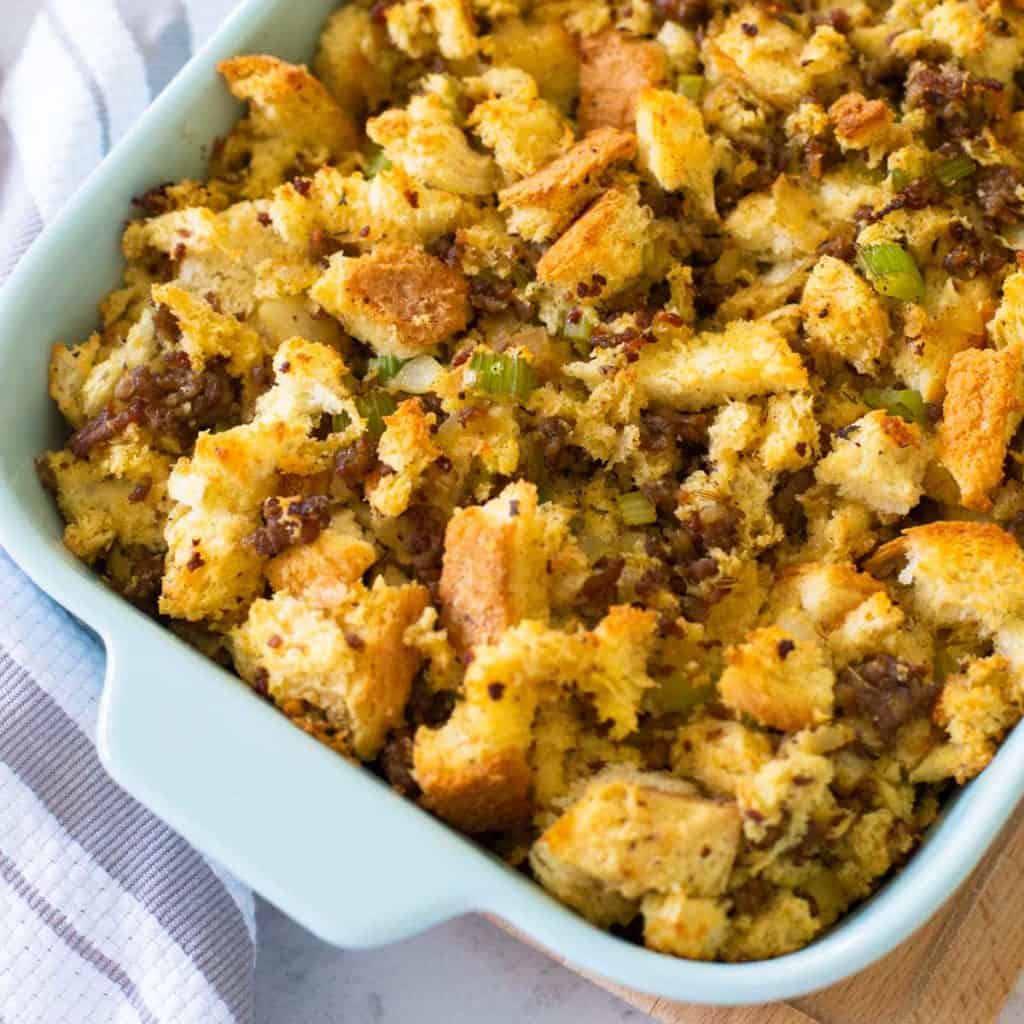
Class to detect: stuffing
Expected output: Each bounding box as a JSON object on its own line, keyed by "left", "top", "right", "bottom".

{"left": 215, "top": 56, "right": 357, "bottom": 196}
{"left": 439, "top": 481, "right": 568, "bottom": 651}
{"left": 642, "top": 893, "right": 730, "bottom": 961}
{"left": 671, "top": 717, "right": 773, "bottom": 798}
{"left": 43, "top": 0, "right": 1024, "bottom": 968}
{"left": 866, "top": 522, "right": 1024, "bottom": 635}
{"left": 913, "top": 656, "right": 1023, "bottom": 784}
{"left": 498, "top": 127, "right": 637, "bottom": 243}
{"left": 313, "top": 5, "right": 395, "bottom": 115}
{"left": 815, "top": 411, "right": 928, "bottom": 519}
{"left": 232, "top": 578, "right": 429, "bottom": 759}
{"left": 891, "top": 275, "right": 992, "bottom": 404}
{"left": 829, "top": 92, "right": 905, "bottom": 165}
{"left": 940, "top": 345, "right": 1024, "bottom": 511}
{"left": 42, "top": 432, "right": 171, "bottom": 565}
{"left": 800, "top": 257, "right": 891, "bottom": 374}
{"left": 414, "top": 607, "right": 657, "bottom": 831}
{"left": 724, "top": 175, "right": 830, "bottom": 260}
{"left": 530, "top": 773, "right": 741, "bottom": 917}
{"left": 487, "top": 18, "right": 580, "bottom": 113}
{"left": 577, "top": 30, "right": 667, "bottom": 133}
{"left": 467, "top": 70, "right": 575, "bottom": 182}
{"left": 635, "top": 318, "right": 808, "bottom": 411}
{"left": 264, "top": 509, "right": 376, "bottom": 607}
{"left": 368, "top": 399, "right": 443, "bottom": 517}
{"left": 368, "top": 93, "right": 495, "bottom": 196}
{"left": 719, "top": 627, "right": 835, "bottom": 732}
{"left": 535, "top": 187, "right": 653, "bottom": 302}
{"left": 384, "top": 0, "right": 477, "bottom": 60}
{"left": 635, "top": 88, "right": 716, "bottom": 220}
{"left": 150, "top": 284, "right": 264, "bottom": 376}
{"left": 311, "top": 243, "right": 469, "bottom": 356}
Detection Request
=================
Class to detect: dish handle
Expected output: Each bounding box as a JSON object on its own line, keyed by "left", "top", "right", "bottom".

{"left": 97, "top": 626, "right": 481, "bottom": 948}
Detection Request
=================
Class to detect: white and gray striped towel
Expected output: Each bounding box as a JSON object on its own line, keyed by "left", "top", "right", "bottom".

{"left": 1, "top": 3, "right": 257, "bottom": 1022}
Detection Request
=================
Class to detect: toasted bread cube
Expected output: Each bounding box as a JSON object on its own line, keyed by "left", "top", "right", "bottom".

{"left": 468, "top": 80, "right": 574, "bottom": 182}
{"left": 43, "top": 433, "right": 171, "bottom": 564}
{"left": 264, "top": 509, "right": 376, "bottom": 607}
{"left": 671, "top": 717, "right": 773, "bottom": 798}
{"left": 724, "top": 893, "right": 819, "bottom": 961}
{"left": 635, "top": 88, "right": 716, "bottom": 219}
{"left": 940, "top": 345, "right": 1024, "bottom": 511}
{"left": 216, "top": 56, "right": 357, "bottom": 195}
{"left": 801, "top": 256, "right": 890, "bottom": 374}
{"left": 232, "top": 580, "right": 428, "bottom": 759}
{"left": 815, "top": 411, "right": 928, "bottom": 519}
{"left": 439, "top": 481, "right": 563, "bottom": 650}
{"left": 990, "top": 270, "right": 1024, "bottom": 350}
{"left": 368, "top": 93, "right": 495, "bottom": 196}
{"left": 636, "top": 319, "right": 808, "bottom": 411}
{"left": 720, "top": 627, "right": 834, "bottom": 732}
{"left": 415, "top": 608, "right": 657, "bottom": 832}
{"left": 867, "top": 522, "right": 1024, "bottom": 635}
{"left": 578, "top": 31, "right": 667, "bottom": 133}
{"left": 161, "top": 340, "right": 357, "bottom": 622}
{"left": 385, "top": 0, "right": 477, "bottom": 60}
{"left": 413, "top": 683, "right": 537, "bottom": 833}
{"left": 219, "top": 55, "right": 356, "bottom": 151}
{"left": 771, "top": 562, "right": 886, "bottom": 632}
{"left": 498, "top": 127, "right": 637, "bottom": 243}
{"left": 531, "top": 773, "right": 741, "bottom": 909}
{"left": 488, "top": 18, "right": 580, "bottom": 113}
{"left": 892, "top": 276, "right": 992, "bottom": 402}
{"left": 150, "top": 284, "right": 264, "bottom": 376}
{"left": 535, "top": 186, "right": 652, "bottom": 302}
{"left": 368, "top": 399, "right": 443, "bottom": 517}
{"left": 312, "top": 5, "right": 393, "bottom": 116}
{"left": 912, "top": 656, "right": 1022, "bottom": 785}
{"left": 724, "top": 175, "right": 829, "bottom": 260}
{"left": 311, "top": 243, "right": 469, "bottom": 357}
{"left": 642, "top": 893, "right": 730, "bottom": 961}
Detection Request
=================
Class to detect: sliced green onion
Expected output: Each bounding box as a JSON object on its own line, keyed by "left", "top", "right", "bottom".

{"left": 863, "top": 387, "right": 926, "bottom": 425}
{"left": 617, "top": 491, "right": 657, "bottom": 526}
{"left": 332, "top": 410, "right": 351, "bottom": 433}
{"left": 467, "top": 351, "right": 535, "bottom": 400}
{"left": 934, "top": 153, "right": 975, "bottom": 189}
{"left": 677, "top": 74, "right": 705, "bottom": 102}
{"left": 364, "top": 149, "right": 392, "bottom": 178}
{"left": 890, "top": 168, "right": 911, "bottom": 191}
{"left": 356, "top": 392, "right": 397, "bottom": 439}
{"left": 857, "top": 242, "right": 925, "bottom": 303}
{"left": 367, "top": 355, "right": 406, "bottom": 384}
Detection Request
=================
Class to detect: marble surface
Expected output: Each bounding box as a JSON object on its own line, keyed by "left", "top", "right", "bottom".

{"left": 254, "top": 897, "right": 646, "bottom": 1024}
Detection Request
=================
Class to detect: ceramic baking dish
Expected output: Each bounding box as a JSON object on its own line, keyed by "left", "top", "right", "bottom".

{"left": 1, "top": 0, "right": 1022, "bottom": 1005}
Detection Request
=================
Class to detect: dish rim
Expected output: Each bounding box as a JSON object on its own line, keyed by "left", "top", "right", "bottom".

{"left": 1, "top": 0, "right": 1022, "bottom": 1005}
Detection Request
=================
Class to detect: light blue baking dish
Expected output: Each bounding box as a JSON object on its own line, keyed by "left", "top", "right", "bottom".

{"left": 1, "top": 0, "right": 1022, "bottom": 1005}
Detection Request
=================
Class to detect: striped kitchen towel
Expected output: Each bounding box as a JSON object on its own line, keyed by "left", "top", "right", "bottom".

{"left": 0, "top": 2, "right": 256, "bottom": 1022}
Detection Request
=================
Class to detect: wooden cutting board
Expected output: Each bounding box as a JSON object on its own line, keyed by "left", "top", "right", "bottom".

{"left": 496, "top": 801, "right": 1024, "bottom": 1024}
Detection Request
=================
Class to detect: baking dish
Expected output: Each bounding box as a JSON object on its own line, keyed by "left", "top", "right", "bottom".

{"left": 1, "top": 0, "right": 1023, "bottom": 1005}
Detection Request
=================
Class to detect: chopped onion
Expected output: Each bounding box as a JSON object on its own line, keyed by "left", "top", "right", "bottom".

{"left": 857, "top": 242, "right": 925, "bottom": 303}
{"left": 389, "top": 355, "right": 443, "bottom": 394}
{"left": 617, "top": 491, "right": 657, "bottom": 526}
